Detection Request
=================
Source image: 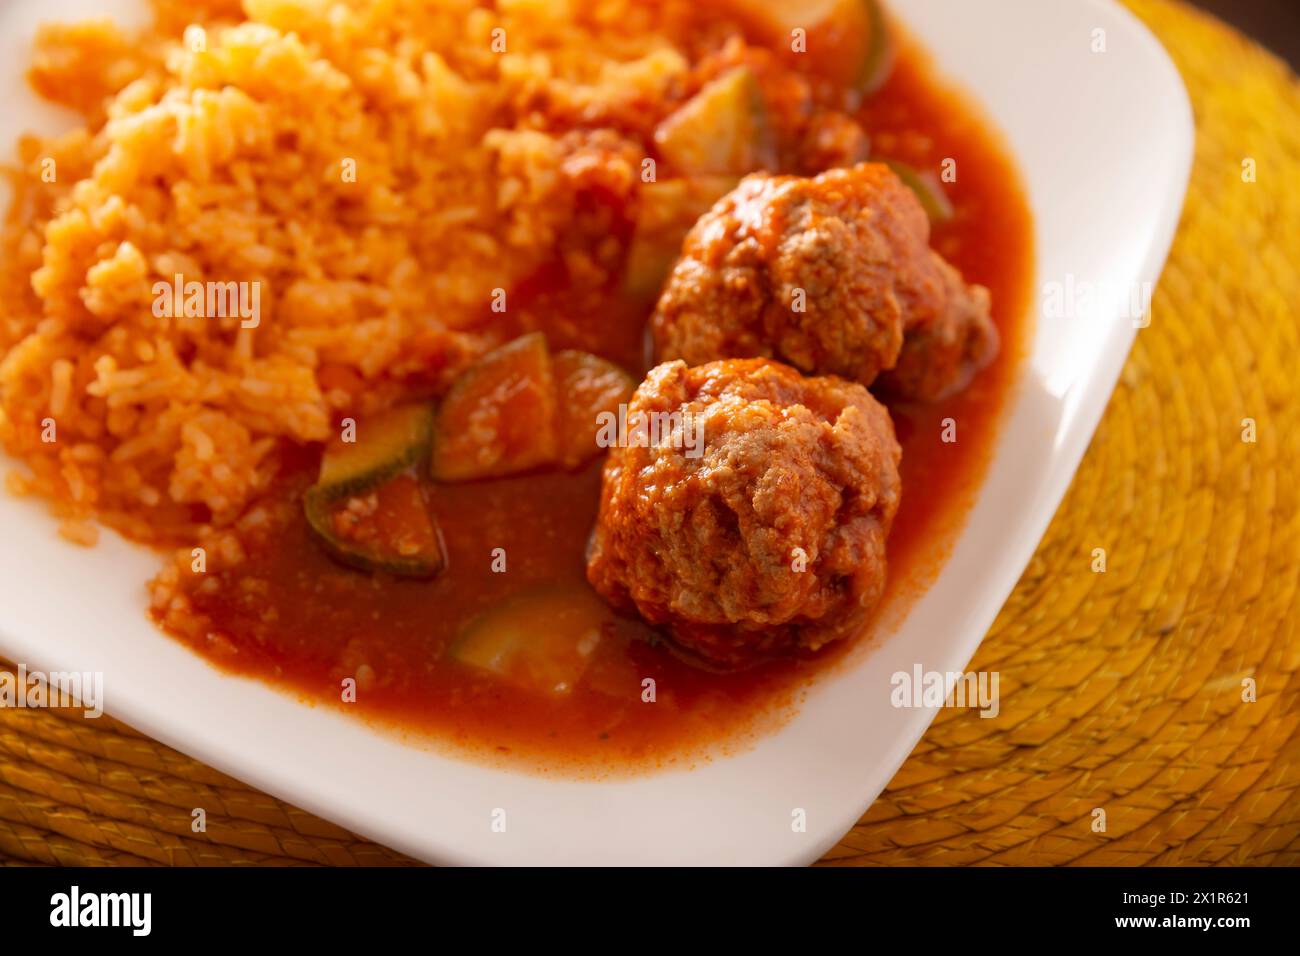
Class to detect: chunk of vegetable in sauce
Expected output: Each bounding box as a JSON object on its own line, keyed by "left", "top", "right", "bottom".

{"left": 653, "top": 67, "right": 776, "bottom": 176}
{"left": 432, "top": 333, "right": 558, "bottom": 482}
{"left": 553, "top": 351, "right": 637, "bottom": 468}
{"left": 305, "top": 474, "right": 447, "bottom": 578}
{"left": 304, "top": 403, "right": 446, "bottom": 577}
{"left": 624, "top": 176, "right": 739, "bottom": 301}
{"left": 729, "top": 0, "right": 893, "bottom": 95}
{"left": 450, "top": 584, "right": 611, "bottom": 696}
{"left": 316, "top": 402, "right": 435, "bottom": 498}
{"left": 883, "top": 159, "right": 955, "bottom": 223}
{"left": 433, "top": 334, "right": 635, "bottom": 480}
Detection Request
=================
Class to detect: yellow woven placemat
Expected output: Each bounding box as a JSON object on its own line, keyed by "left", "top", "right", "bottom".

{"left": 1, "top": 0, "right": 1297, "bottom": 866}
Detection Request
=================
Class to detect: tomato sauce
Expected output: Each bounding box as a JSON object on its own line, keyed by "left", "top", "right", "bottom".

{"left": 162, "top": 32, "right": 1034, "bottom": 776}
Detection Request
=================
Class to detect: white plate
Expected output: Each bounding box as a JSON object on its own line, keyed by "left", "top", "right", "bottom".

{"left": 0, "top": 0, "right": 1192, "bottom": 865}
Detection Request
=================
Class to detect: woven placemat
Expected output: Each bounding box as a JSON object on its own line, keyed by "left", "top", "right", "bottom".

{"left": 2, "top": 0, "right": 1297, "bottom": 866}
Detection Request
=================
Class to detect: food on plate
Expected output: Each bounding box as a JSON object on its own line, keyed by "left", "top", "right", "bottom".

{"left": 726, "top": 0, "right": 895, "bottom": 95}
{"left": 882, "top": 159, "right": 955, "bottom": 224}
{"left": 450, "top": 584, "right": 611, "bottom": 696}
{"left": 878, "top": 256, "right": 997, "bottom": 403}
{"left": 552, "top": 351, "right": 637, "bottom": 469}
{"left": 303, "top": 403, "right": 445, "bottom": 577}
{"left": 587, "top": 358, "right": 901, "bottom": 670}
{"left": 624, "top": 177, "right": 741, "bottom": 302}
{"left": 314, "top": 403, "right": 435, "bottom": 500}
{"left": 305, "top": 473, "right": 446, "bottom": 579}
{"left": 653, "top": 67, "right": 777, "bottom": 177}
{"left": 0, "top": 0, "right": 1033, "bottom": 764}
{"left": 432, "top": 334, "right": 560, "bottom": 482}
{"left": 431, "top": 333, "right": 633, "bottom": 480}
{"left": 649, "top": 162, "right": 997, "bottom": 402}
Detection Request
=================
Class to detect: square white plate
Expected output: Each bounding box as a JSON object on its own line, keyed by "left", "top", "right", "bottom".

{"left": 0, "top": 0, "right": 1192, "bottom": 865}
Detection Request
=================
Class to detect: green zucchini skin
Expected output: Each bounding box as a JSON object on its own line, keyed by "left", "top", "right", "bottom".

{"left": 305, "top": 403, "right": 444, "bottom": 578}
{"left": 431, "top": 333, "right": 558, "bottom": 482}
{"left": 303, "top": 484, "right": 446, "bottom": 578}
{"left": 859, "top": 0, "right": 895, "bottom": 95}
{"left": 883, "top": 159, "right": 955, "bottom": 224}
{"left": 314, "top": 403, "right": 436, "bottom": 502}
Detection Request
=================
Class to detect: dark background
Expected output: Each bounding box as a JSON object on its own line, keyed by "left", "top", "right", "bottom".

{"left": 1189, "top": 0, "right": 1300, "bottom": 67}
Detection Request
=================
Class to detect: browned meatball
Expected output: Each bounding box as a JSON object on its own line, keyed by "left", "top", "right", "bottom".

{"left": 586, "top": 358, "right": 901, "bottom": 670}
{"left": 649, "top": 162, "right": 998, "bottom": 403}
{"left": 876, "top": 258, "right": 997, "bottom": 401}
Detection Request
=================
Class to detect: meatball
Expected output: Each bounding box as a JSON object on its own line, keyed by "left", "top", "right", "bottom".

{"left": 876, "top": 258, "right": 997, "bottom": 401}
{"left": 586, "top": 358, "right": 902, "bottom": 670}
{"left": 649, "top": 162, "right": 998, "bottom": 403}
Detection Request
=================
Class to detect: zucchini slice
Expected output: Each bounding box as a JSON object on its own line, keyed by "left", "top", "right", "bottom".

{"left": 883, "top": 159, "right": 955, "bottom": 223}
{"left": 450, "top": 584, "right": 611, "bottom": 696}
{"left": 316, "top": 403, "right": 435, "bottom": 498}
{"left": 727, "top": 0, "right": 893, "bottom": 95}
{"left": 304, "top": 474, "right": 446, "bottom": 578}
{"left": 857, "top": 0, "right": 893, "bottom": 95}
{"left": 552, "top": 350, "right": 636, "bottom": 468}
{"left": 431, "top": 332, "right": 559, "bottom": 482}
{"left": 623, "top": 176, "right": 739, "bottom": 301}
{"left": 305, "top": 403, "right": 442, "bottom": 577}
{"left": 653, "top": 67, "right": 776, "bottom": 176}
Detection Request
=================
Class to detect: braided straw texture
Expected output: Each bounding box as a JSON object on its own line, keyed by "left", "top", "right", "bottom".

{"left": 1, "top": 0, "right": 1297, "bottom": 866}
